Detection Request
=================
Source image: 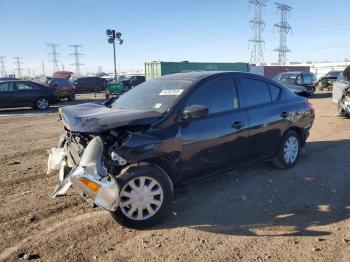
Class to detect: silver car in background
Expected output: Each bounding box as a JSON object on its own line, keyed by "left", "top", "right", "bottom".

{"left": 332, "top": 71, "right": 348, "bottom": 103}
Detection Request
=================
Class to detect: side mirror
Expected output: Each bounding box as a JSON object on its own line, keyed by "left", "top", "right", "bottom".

{"left": 182, "top": 105, "right": 209, "bottom": 120}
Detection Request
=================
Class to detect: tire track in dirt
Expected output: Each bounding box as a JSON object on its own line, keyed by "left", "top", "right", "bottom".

{"left": 0, "top": 210, "right": 107, "bottom": 261}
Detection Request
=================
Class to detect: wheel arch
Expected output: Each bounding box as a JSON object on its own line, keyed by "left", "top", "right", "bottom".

{"left": 285, "top": 126, "right": 306, "bottom": 146}
{"left": 119, "top": 159, "right": 175, "bottom": 193}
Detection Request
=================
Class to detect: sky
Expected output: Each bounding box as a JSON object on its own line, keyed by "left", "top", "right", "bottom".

{"left": 0, "top": 0, "right": 350, "bottom": 75}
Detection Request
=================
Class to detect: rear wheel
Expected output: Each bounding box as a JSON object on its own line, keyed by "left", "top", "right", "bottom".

{"left": 35, "top": 98, "right": 49, "bottom": 110}
{"left": 273, "top": 130, "right": 301, "bottom": 169}
{"left": 67, "top": 93, "right": 75, "bottom": 101}
{"left": 111, "top": 163, "right": 172, "bottom": 229}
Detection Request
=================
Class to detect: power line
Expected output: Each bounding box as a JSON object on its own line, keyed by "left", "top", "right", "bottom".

{"left": 0, "top": 56, "right": 7, "bottom": 77}
{"left": 274, "top": 2, "right": 292, "bottom": 65}
{"left": 69, "top": 45, "right": 84, "bottom": 75}
{"left": 249, "top": 0, "right": 268, "bottom": 65}
{"left": 13, "top": 57, "right": 24, "bottom": 78}
{"left": 47, "top": 43, "right": 60, "bottom": 73}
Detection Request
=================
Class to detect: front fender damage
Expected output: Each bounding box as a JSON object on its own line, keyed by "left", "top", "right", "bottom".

{"left": 49, "top": 136, "right": 119, "bottom": 212}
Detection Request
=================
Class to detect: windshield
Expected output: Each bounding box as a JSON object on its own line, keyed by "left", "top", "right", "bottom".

{"left": 326, "top": 71, "right": 341, "bottom": 78}
{"left": 337, "top": 71, "right": 344, "bottom": 81}
{"left": 111, "top": 79, "right": 193, "bottom": 113}
{"left": 273, "top": 73, "right": 298, "bottom": 85}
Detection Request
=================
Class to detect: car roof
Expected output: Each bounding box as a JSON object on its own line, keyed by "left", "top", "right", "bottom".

{"left": 277, "top": 71, "right": 311, "bottom": 75}
{"left": 0, "top": 80, "right": 31, "bottom": 83}
{"left": 155, "top": 71, "right": 265, "bottom": 81}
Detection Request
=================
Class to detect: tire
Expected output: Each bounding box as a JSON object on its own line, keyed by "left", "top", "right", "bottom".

{"left": 35, "top": 97, "right": 49, "bottom": 110}
{"left": 273, "top": 130, "right": 301, "bottom": 169}
{"left": 111, "top": 163, "right": 173, "bottom": 229}
{"left": 67, "top": 93, "right": 75, "bottom": 101}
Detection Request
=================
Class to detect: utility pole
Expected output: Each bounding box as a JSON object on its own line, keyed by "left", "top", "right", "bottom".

{"left": 274, "top": 2, "right": 292, "bottom": 65}
{"left": 69, "top": 45, "right": 84, "bottom": 75}
{"left": 13, "top": 57, "right": 24, "bottom": 78}
{"left": 61, "top": 63, "right": 65, "bottom": 71}
{"left": 249, "top": 0, "right": 268, "bottom": 66}
{"left": 47, "top": 43, "right": 60, "bottom": 74}
{"left": 106, "top": 29, "right": 123, "bottom": 81}
{"left": 0, "top": 56, "right": 7, "bottom": 77}
{"left": 98, "top": 65, "right": 102, "bottom": 74}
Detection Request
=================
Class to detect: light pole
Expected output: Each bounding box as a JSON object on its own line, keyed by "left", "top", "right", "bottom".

{"left": 106, "top": 29, "right": 123, "bottom": 81}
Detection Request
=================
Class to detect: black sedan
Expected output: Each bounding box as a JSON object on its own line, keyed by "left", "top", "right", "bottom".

{"left": 0, "top": 80, "right": 56, "bottom": 110}
{"left": 49, "top": 71, "right": 315, "bottom": 228}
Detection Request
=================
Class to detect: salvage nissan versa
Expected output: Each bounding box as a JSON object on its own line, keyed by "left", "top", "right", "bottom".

{"left": 47, "top": 72, "right": 315, "bottom": 228}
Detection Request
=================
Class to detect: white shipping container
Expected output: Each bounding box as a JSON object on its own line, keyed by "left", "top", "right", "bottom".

{"left": 249, "top": 66, "right": 264, "bottom": 76}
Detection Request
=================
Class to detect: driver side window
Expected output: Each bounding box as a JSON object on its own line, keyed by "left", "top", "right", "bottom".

{"left": 303, "top": 75, "right": 313, "bottom": 85}
{"left": 185, "top": 77, "right": 238, "bottom": 115}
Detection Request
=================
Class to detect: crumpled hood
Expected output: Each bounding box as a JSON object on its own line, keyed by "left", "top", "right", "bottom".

{"left": 287, "top": 84, "right": 306, "bottom": 93}
{"left": 59, "top": 103, "right": 162, "bottom": 133}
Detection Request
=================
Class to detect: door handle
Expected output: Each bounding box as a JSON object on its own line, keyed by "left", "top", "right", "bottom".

{"left": 281, "top": 112, "right": 288, "bottom": 118}
{"left": 232, "top": 121, "right": 244, "bottom": 129}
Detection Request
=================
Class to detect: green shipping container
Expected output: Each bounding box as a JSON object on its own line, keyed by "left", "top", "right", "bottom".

{"left": 145, "top": 61, "right": 249, "bottom": 80}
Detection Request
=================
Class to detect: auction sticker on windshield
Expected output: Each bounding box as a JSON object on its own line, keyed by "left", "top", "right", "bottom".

{"left": 159, "top": 89, "right": 184, "bottom": 96}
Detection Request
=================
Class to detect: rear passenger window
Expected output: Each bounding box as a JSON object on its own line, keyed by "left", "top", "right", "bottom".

{"left": 186, "top": 77, "right": 238, "bottom": 114}
{"left": 239, "top": 78, "right": 271, "bottom": 107}
{"left": 269, "top": 84, "right": 281, "bottom": 101}
{"left": 0, "top": 82, "right": 13, "bottom": 92}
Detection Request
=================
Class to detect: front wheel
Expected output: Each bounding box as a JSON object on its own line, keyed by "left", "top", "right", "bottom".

{"left": 35, "top": 98, "right": 49, "bottom": 110}
{"left": 111, "top": 163, "right": 173, "bottom": 229}
{"left": 273, "top": 130, "right": 301, "bottom": 169}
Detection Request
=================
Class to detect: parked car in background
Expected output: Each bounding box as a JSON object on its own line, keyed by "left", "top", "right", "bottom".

{"left": 317, "top": 70, "right": 342, "bottom": 91}
{"left": 48, "top": 78, "right": 75, "bottom": 101}
{"left": 0, "top": 80, "right": 56, "bottom": 110}
{"left": 73, "top": 77, "right": 107, "bottom": 93}
{"left": 49, "top": 71, "right": 315, "bottom": 228}
{"left": 332, "top": 71, "right": 348, "bottom": 103}
{"left": 273, "top": 71, "right": 316, "bottom": 97}
{"left": 120, "top": 75, "right": 145, "bottom": 91}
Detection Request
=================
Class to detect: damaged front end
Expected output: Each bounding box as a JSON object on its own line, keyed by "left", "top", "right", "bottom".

{"left": 47, "top": 103, "right": 164, "bottom": 212}
{"left": 49, "top": 136, "right": 121, "bottom": 212}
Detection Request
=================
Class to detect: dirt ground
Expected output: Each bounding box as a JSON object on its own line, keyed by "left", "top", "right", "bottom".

{"left": 0, "top": 92, "right": 349, "bottom": 262}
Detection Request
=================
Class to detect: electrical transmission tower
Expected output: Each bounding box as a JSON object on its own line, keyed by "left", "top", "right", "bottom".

{"left": 274, "top": 2, "right": 292, "bottom": 65}
{"left": 69, "top": 45, "right": 84, "bottom": 75}
{"left": 0, "top": 56, "right": 7, "bottom": 77}
{"left": 249, "top": 0, "right": 268, "bottom": 65}
{"left": 47, "top": 43, "right": 60, "bottom": 73}
{"left": 13, "top": 57, "right": 24, "bottom": 78}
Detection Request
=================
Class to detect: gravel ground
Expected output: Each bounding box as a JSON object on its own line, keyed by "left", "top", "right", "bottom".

{"left": 0, "top": 92, "right": 349, "bottom": 262}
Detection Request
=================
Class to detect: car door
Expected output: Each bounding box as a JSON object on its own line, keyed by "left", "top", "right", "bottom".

{"left": 13, "top": 82, "right": 40, "bottom": 106}
{"left": 0, "top": 82, "right": 15, "bottom": 107}
{"left": 177, "top": 76, "right": 250, "bottom": 182}
{"left": 237, "top": 77, "right": 288, "bottom": 160}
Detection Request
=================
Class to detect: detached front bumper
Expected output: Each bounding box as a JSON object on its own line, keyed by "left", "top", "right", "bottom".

{"left": 49, "top": 136, "right": 120, "bottom": 212}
